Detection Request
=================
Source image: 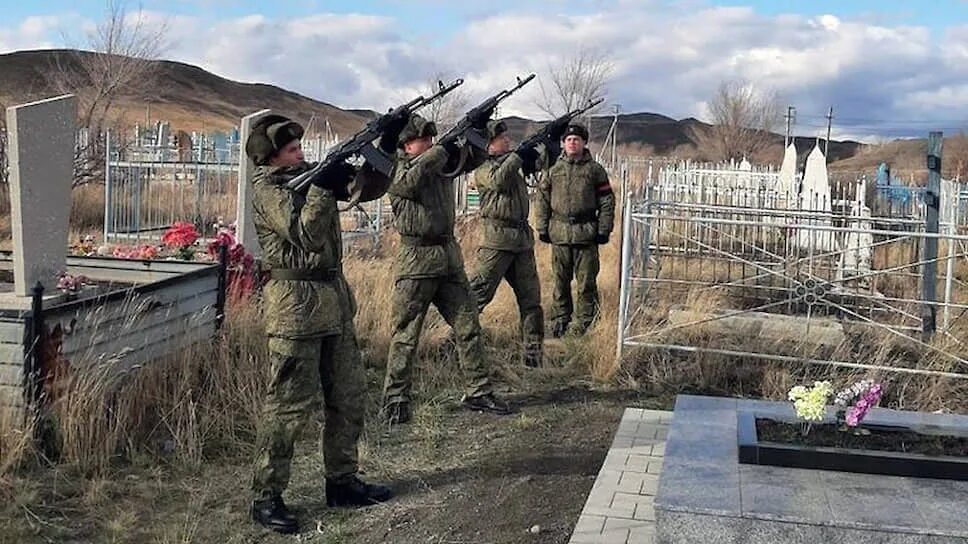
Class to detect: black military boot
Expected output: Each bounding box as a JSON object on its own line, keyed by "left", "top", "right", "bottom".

{"left": 461, "top": 392, "right": 513, "bottom": 415}
{"left": 523, "top": 346, "right": 542, "bottom": 368}
{"left": 325, "top": 475, "right": 393, "bottom": 507}
{"left": 250, "top": 494, "right": 298, "bottom": 534}
{"left": 382, "top": 401, "right": 411, "bottom": 426}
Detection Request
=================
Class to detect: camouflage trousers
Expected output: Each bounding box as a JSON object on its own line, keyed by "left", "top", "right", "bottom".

{"left": 470, "top": 247, "right": 544, "bottom": 361}
{"left": 551, "top": 244, "right": 600, "bottom": 333}
{"left": 251, "top": 321, "right": 365, "bottom": 498}
{"left": 382, "top": 272, "right": 493, "bottom": 407}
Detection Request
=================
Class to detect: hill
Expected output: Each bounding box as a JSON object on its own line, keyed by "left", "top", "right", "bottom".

{"left": 0, "top": 49, "right": 370, "bottom": 135}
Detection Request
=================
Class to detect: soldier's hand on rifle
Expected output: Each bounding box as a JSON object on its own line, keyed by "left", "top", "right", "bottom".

{"left": 378, "top": 110, "right": 411, "bottom": 153}
{"left": 549, "top": 117, "right": 570, "bottom": 142}
{"left": 515, "top": 143, "right": 540, "bottom": 174}
{"left": 472, "top": 106, "right": 496, "bottom": 130}
{"left": 313, "top": 161, "right": 356, "bottom": 198}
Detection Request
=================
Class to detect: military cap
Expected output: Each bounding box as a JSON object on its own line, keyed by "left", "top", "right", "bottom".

{"left": 397, "top": 114, "right": 437, "bottom": 147}
{"left": 562, "top": 123, "right": 589, "bottom": 142}
{"left": 245, "top": 114, "right": 305, "bottom": 165}
{"left": 486, "top": 120, "right": 508, "bottom": 141}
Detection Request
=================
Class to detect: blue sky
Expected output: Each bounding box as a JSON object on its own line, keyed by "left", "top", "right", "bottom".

{"left": 2, "top": 1, "right": 968, "bottom": 140}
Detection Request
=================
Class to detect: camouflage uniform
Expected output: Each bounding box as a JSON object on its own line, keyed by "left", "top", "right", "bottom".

{"left": 535, "top": 149, "right": 615, "bottom": 334}
{"left": 469, "top": 146, "right": 547, "bottom": 364}
{"left": 250, "top": 161, "right": 385, "bottom": 498}
{"left": 382, "top": 119, "right": 494, "bottom": 408}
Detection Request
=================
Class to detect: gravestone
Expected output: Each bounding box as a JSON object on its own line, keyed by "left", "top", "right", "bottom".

{"left": 796, "top": 143, "right": 835, "bottom": 251}
{"left": 5, "top": 95, "right": 76, "bottom": 297}
{"left": 778, "top": 142, "right": 797, "bottom": 202}
{"left": 235, "top": 109, "right": 272, "bottom": 258}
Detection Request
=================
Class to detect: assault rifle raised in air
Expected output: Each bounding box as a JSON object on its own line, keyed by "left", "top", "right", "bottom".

{"left": 285, "top": 78, "right": 464, "bottom": 194}
{"left": 438, "top": 73, "right": 536, "bottom": 151}
{"left": 436, "top": 73, "right": 535, "bottom": 177}
{"left": 515, "top": 97, "right": 605, "bottom": 154}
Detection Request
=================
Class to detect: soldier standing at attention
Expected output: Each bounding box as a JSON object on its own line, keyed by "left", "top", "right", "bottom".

{"left": 381, "top": 113, "right": 512, "bottom": 425}
{"left": 469, "top": 120, "right": 565, "bottom": 367}
{"left": 246, "top": 113, "right": 404, "bottom": 534}
{"left": 535, "top": 124, "right": 615, "bottom": 337}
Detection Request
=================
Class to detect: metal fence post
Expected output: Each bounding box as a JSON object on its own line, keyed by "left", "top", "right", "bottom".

{"left": 23, "top": 281, "right": 45, "bottom": 411}
{"left": 922, "top": 131, "right": 942, "bottom": 339}
{"left": 215, "top": 243, "right": 228, "bottom": 331}
{"left": 103, "top": 130, "right": 112, "bottom": 243}
{"left": 616, "top": 195, "right": 634, "bottom": 362}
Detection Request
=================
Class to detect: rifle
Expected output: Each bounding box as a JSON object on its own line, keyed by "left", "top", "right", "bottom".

{"left": 438, "top": 73, "right": 536, "bottom": 152}
{"left": 515, "top": 97, "right": 605, "bottom": 154}
{"left": 285, "top": 78, "right": 464, "bottom": 194}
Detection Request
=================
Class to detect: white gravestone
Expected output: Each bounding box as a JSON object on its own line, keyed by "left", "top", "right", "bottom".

{"left": 6, "top": 95, "right": 76, "bottom": 296}
{"left": 796, "top": 143, "right": 835, "bottom": 252}
{"left": 235, "top": 109, "right": 272, "bottom": 258}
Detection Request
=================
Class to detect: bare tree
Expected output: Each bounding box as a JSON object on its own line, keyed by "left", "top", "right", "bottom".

{"left": 421, "top": 72, "right": 469, "bottom": 134}
{"left": 535, "top": 46, "right": 613, "bottom": 124}
{"left": 47, "top": 0, "right": 168, "bottom": 186}
{"left": 690, "top": 79, "right": 781, "bottom": 163}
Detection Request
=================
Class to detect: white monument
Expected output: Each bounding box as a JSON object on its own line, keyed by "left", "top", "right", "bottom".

{"left": 5, "top": 95, "right": 76, "bottom": 297}
{"left": 796, "top": 143, "right": 835, "bottom": 251}
{"left": 778, "top": 142, "right": 798, "bottom": 204}
{"left": 235, "top": 109, "right": 272, "bottom": 258}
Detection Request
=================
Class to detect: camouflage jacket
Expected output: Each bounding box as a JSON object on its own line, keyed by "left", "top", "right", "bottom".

{"left": 388, "top": 144, "right": 486, "bottom": 278}
{"left": 252, "top": 162, "right": 387, "bottom": 338}
{"left": 535, "top": 149, "right": 615, "bottom": 245}
{"left": 473, "top": 145, "right": 550, "bottom": 252}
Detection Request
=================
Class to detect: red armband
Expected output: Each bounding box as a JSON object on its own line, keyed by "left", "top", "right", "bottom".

{"left": 596, "top": 182, "right": 613, "bottom": 195}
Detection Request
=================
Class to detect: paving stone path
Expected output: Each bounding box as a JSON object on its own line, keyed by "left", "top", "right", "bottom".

{"left": 568, "top": 408, "right": 672, "bottom": 544}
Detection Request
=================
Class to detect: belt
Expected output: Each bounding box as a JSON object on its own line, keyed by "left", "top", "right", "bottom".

{"left": 400, "top": 234, "right": 452, "bottom": 247}
{"left": 269, "top": 268, "right": 340, "bottom": 281}
{"left": 485, "top": 217, "right": 529, "bottom": 229}
{"left": 552, "top": 211, "right": 597, "bottom": 224}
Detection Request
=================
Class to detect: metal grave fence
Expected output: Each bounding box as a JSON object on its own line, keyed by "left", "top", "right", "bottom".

{"left": 616, "top": 158, "right": 968, "bottom": 380}
{"left": 103, "top": 131, "right": 481, "bottom": 245}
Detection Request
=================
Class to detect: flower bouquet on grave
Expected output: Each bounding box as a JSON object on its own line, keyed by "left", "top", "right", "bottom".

{"left": 206, "top": 226, "right": 256, "bottom": 302}
{"left": 161, "top": 221, "right": 200, "bottom": 260}
{"left": 56, "top": 271, "right": 89, "bottom": 296}
{"left": 833, "top": 379, "right": 883, "bottom": 434}
{"left": 787, "top": 380, "right": 833, "bottom": 436}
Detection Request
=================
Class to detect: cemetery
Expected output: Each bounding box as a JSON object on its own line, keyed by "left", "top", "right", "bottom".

{"left": 0, "top": 95, "right": 225, "bottom": 421}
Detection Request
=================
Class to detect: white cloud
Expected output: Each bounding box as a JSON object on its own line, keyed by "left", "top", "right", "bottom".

{"left": 2, "top": 3, "right": 967, "bottom": 138}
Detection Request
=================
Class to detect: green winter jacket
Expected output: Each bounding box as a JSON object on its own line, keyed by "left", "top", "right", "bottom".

{"left": 535, "top": 149, "right": 615, "bottom": 245}
{"left": 388, "top": 144, "right": 485, "bottom": 278}
{"left": 252, "top": 162, "right": 384, "bottom": 338}
{"left": 473, "top": 146, "right": 550, "bottom": 252}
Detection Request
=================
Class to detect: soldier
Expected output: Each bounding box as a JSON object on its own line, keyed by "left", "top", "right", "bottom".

{"left": 381, "top": 113, "right": 512, "bottom": 425}
{"left": 246, "top": 113, "right": 405, "bottom": 534}
{"left": 535, "top": 124, "right": 615, "bottom": 337}
{"left": 469, "top": 120, "right": 565, "bottom": 367}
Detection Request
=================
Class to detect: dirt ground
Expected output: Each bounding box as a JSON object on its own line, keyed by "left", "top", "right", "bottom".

{"left": 1, "top": 372, "right": 671, "bottom": 544}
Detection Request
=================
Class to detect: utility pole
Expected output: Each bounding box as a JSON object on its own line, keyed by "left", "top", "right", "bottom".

{"left": 824, "top": 106, "right": 834, "bottom": 158}
{"left": 784, "top": 105, "right": 796, "bottom": 147}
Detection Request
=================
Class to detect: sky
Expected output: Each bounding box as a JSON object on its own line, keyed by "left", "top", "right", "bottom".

{"left": 1, "top": 0, "right": 967, "bottom": 142}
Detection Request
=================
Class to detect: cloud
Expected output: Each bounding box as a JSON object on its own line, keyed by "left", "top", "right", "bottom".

{"left": 0, "top": 15, "right": 66, "bottom": 52}
{"left": 2, "top": 3, "right": 967, "bottom": 138}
